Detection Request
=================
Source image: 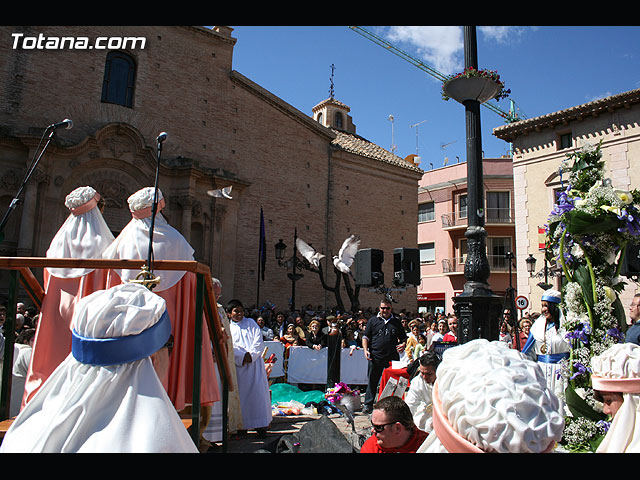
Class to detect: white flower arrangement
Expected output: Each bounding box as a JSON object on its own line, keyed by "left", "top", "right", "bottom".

{"left": 546, "top": 140, "right": 640, "bottom": 451}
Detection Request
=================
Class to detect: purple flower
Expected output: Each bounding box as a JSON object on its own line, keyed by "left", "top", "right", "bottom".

{"left": 566, "top": 329, "right": 589, "bottom": 346}
{"left": 616, "top": 206, "right": 640, "bottom": 235}
{"left": 569, "top": 362, "right": 590, "bottom": 380}
{"left": 549, "top": 185, "right": 577, "bottom": 219}
{"left": 605, "top": 328, "right": 625, "bottom": 342}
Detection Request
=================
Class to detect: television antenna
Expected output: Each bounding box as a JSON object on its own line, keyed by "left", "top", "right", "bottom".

{"left": 441, "top": 140, "right": 457, "bottom": 166}
{"left": 409, "top": 120, "right": 427, "bottom": 156}
{"left": 388, "top": 114, "right": 397, "bottom": 154}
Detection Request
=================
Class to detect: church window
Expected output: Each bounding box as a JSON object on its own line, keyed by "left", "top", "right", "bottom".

{"left": 101, "top": 51, "right": 136, "bottom": 107}
{"left": 334, "top": 111, "right": 343, "bottom": 129}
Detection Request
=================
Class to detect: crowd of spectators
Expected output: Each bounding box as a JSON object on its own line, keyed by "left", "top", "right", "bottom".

{"left": 0, "top": 302, "right": 39, "bottom": 340}
{"left": 243, "top": 303, "right": 473, "bottom": 361}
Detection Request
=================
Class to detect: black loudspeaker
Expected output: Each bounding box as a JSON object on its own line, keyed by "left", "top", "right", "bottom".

{"left": 393, "top": 247, "right": 420, "bottom": 286}
{"left": 621, "top": 242, "right": 640, "bottom": 278}
{"left": 354, "top": 248, "right": 384, "bottom": 287}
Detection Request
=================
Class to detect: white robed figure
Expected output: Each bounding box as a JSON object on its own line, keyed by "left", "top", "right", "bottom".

{"left": 521, "top": 289, "right": 570, "bottom": 413}
{"left": 0, "top": 282, "right": 198, "bottom": 453}
{"left": 102, "top": 187, "right": 219, "bottom": 413}
{"left": 202, "top": 277, "right": 244, "bottom": 443}
{"left": 226, "top": 299, "right": 271, "bottom": 433}
{"left": 23, "top": 186, "right": 114, "bottom": 406}
{"left": 591, "top": 343, "right": 640, "bottom": 453}
{"left": 417, "top": 339, "right": 565, "bottom": 453}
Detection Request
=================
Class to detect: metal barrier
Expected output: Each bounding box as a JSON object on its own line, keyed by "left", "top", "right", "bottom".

{"left": 0, "top": 257, "right": 232, "bottom": 451}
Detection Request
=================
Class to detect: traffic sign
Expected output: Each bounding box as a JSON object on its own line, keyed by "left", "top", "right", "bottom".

{"left": 515, "top": 296, "right": 529, "bottom": 310}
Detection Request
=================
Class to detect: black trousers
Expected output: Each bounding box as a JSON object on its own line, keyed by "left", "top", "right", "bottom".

{"left": 364, "top": 358, "right": 389, "bottom": 408}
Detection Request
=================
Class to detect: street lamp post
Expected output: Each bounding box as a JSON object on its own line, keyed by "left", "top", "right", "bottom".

{"left": 526, "top": 251, "right": 559, "bottom": 290}
{"left": 448, "top": 26, "right": 503, "bottom": 343}
{"left": 274, "top": 228, "right": 304, "bottom": 313}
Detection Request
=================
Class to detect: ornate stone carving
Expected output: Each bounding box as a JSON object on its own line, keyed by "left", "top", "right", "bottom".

{"left": 102, "top": 137, "right": 133, "bottom": 159}
{"left": 191, "top": 200, "right": 202, "bottom": 217}
{"left": 1, "top": 170, "right": 20, "bottom": 192}
{"left": 79, "top": 170, "right": 137, "bottom": 209}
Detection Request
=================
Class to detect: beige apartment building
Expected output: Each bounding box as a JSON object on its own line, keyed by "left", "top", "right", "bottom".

{"left": 417, "top": 157, "right": 516, "bottom": 314}
{"left": 0, "top": 26, "right": 422, "bottom": 312}
{"left": 494, "top": 88, "right": 640, "bottom": 315}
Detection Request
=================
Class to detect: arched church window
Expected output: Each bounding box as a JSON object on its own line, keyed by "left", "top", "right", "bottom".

{"left": 101, "top": 51, "right": 136, "bottom": 107}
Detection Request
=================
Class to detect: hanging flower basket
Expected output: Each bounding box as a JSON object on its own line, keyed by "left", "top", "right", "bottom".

{"left": 442, "top": 67, "right": 510, "bottom": 104}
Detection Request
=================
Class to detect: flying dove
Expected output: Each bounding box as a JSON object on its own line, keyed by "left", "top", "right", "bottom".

{"left": 207, "top": 186, "right": 233, "bottom": 199}
{"left": 333, "top": 234, "right": 360, "bottom": 274}
{"left": 296, "top": 237, "right": 325, "bottom": 268}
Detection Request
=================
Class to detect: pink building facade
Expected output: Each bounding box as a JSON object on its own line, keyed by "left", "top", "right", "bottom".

{"left": 417, "top": 157, "right": 516, "bottom": 314}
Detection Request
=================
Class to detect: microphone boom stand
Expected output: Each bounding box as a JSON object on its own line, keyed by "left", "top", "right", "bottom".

{"left": 0, "top": 127, "right": 57, "bottom": 240}
{"left": 133, "top": 132, "right": 166, "bottom": 291}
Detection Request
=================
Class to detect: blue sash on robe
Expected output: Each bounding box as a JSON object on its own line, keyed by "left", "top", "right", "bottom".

{"left": 521, "top": 331, "right": 535, "bottom": 355}
{"left": 537, "top": 352, "right": 570, "bottom": 364}
{"left": 521, "top": 322, "right": 569, "bottom": 363}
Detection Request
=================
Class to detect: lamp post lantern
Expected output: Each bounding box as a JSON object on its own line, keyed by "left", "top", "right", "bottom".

{"left": 274, "top": 229, "right": 304, "bottom": 312}
{"left": 526, "top": 254, "right": 537, "bottom": 277}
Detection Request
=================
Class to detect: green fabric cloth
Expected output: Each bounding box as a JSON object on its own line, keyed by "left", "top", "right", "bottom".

{"left": 270, "top": 383, "right": 325, "bottom": 406}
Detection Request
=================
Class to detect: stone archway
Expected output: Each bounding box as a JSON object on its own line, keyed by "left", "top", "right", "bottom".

{"left": 45, "top": 122, "right": 160, "bottom": 241}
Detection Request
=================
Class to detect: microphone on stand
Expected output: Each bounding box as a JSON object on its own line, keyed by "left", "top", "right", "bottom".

{"left": 0, "top": 119, "right": 73, "bottom": 239}
{"left": 145, "top": 131, "right": 168, "bottom": 288}
{"left": 48, "top": 119, "right": 73, "bottom": 130}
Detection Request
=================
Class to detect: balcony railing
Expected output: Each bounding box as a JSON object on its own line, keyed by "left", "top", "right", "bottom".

{"left": 441, "top": 208, "right": 514, "bottom": 228}
{"left": 442, "top": 255, "right": 514, "bottom": 273}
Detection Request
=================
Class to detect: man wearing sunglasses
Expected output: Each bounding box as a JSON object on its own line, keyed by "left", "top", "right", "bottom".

{"left": 404, "top": 351, "right": 440, "bottom": 433}
{"left": 361, "top": 299, "right": 407, "bottom": 414}
{"left": 359, "top": 395, "right": 428, "bottom": 453}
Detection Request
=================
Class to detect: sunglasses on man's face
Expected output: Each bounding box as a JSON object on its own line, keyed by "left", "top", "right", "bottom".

{"left": 371, "top": 422, "right": 396, "bottom": 433}
{"left": 380, "top": 307, "right": 391, "bottom": 310}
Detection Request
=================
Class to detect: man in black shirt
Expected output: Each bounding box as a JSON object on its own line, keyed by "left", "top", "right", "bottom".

{"left": 361, "top": 298, "right": 407, "bottom": 414}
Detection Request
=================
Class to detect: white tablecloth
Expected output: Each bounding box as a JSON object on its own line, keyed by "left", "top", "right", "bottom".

{"left": 263, "top": 341, "right": 285, "bottom": 378}
{"left": 284, "top": 345, "right": 368, "bottom": 385}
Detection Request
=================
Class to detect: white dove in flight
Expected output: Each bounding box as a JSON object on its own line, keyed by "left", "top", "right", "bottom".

{"left": 333, "top": 234, "right": 360, "bottom": 274}
{"left": 296, "top": 237, "right": 325, "bottom": 268}
{"left": 207, "top": 185, "right": 233, "bottom": 199}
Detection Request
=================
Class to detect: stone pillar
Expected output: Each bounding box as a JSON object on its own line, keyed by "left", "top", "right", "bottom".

{"left": 177, "top": 194, "right": 194, "bottom": 243}
{"left": 16, "top": 170, "right": 44, "bottom": 257}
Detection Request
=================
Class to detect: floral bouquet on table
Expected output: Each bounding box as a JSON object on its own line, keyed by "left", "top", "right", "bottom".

{"left": 325, "top": 382, "right": 361, "bottom": 412}
{"left": 546, "top": 140, "right": 640, "bottom": 452}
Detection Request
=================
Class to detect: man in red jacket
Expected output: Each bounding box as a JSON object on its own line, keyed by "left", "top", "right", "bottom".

{"left": 360, "top": 395, "right": 428, "bottom": 453}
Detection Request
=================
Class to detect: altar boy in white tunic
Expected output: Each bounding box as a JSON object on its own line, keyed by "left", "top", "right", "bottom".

{"left": 226, "top": 299, "right": 271, "bottom": 436}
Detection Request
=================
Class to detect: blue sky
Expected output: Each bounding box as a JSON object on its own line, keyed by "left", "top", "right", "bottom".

{"left": 228, "top": 26, "right": 640, "bottom": 170}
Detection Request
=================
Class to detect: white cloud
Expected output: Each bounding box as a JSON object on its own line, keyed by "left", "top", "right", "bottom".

{"left": 478, "top": 26, "right": 527, "bottom": 43}
{"left": 383, "top": 26, "right": 531, "bottom": 76}
{"left": 385, "top": 26, "right": 463, "bottom": 76}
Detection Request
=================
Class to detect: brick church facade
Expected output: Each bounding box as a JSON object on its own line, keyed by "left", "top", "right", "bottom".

{"left": 0, "top": 26, "right": 422, "bottom": 312}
